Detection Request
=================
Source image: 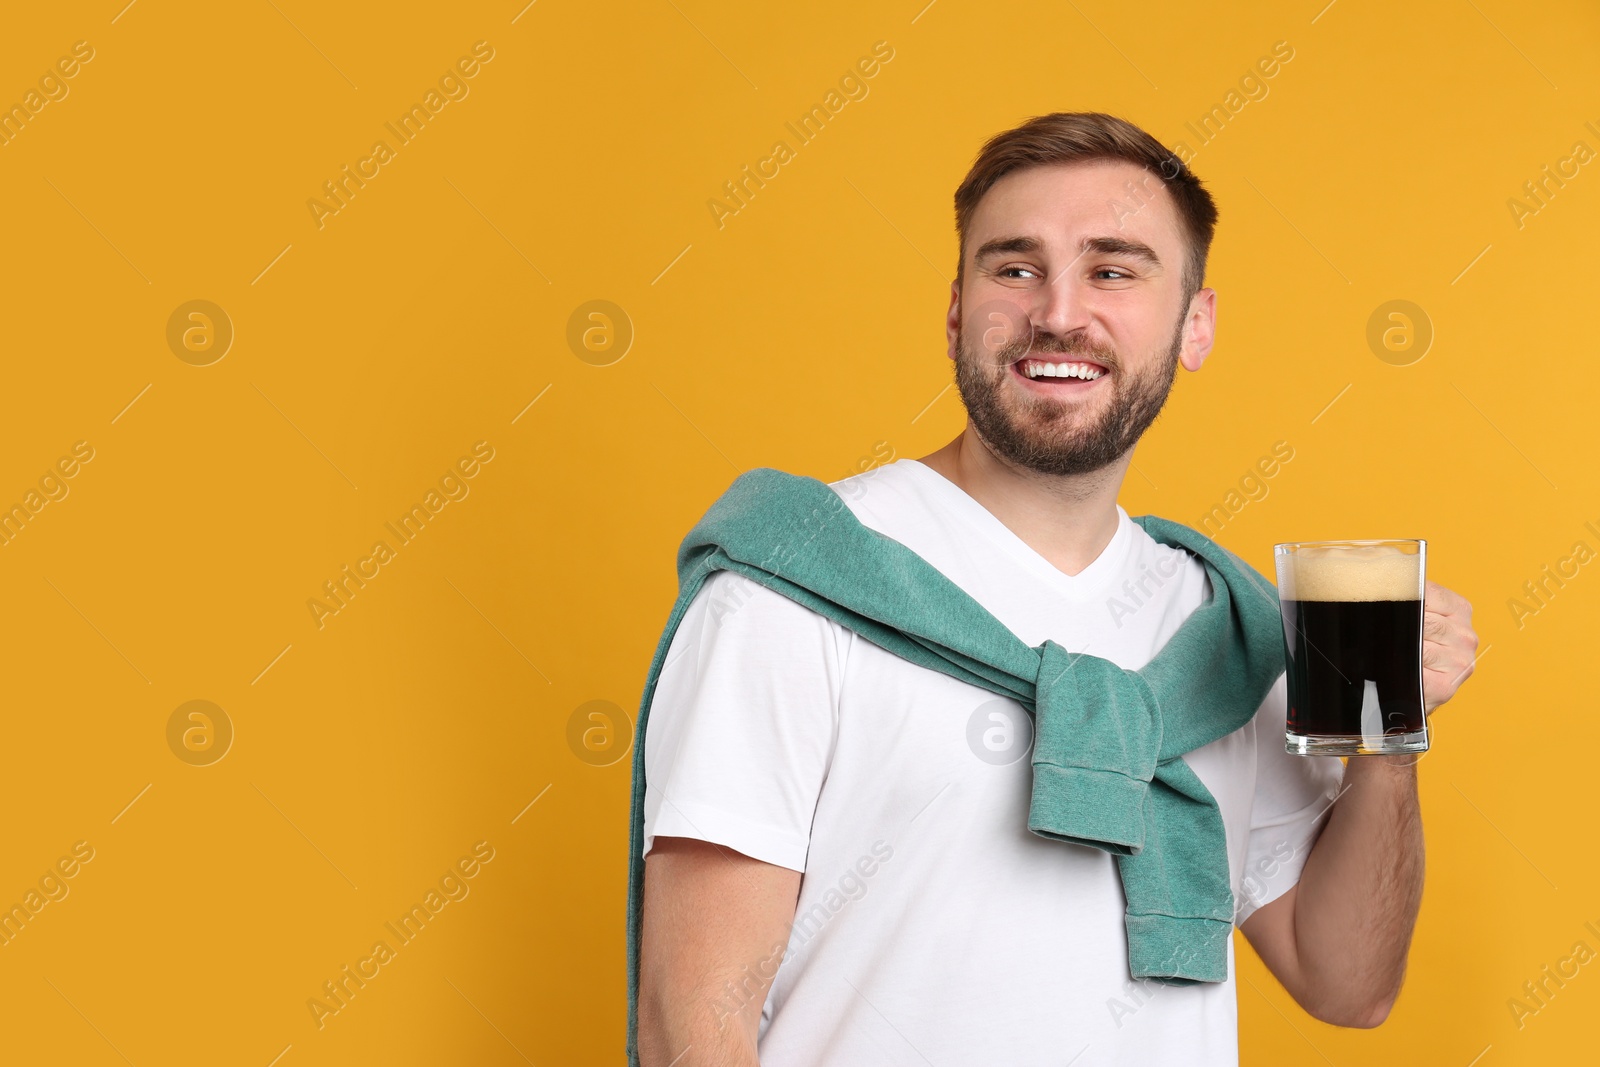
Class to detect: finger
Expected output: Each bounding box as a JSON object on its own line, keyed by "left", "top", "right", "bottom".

{"left": 1433, "top": 607, "right": 1459, "bottom": 643}
{"left": 1422, "top": 639, "right": 1471, "bottom": 674}
{"left": 1424, "top": 580, "right": 1469, "bottom": 617}
{"left": 1427, "top": 632, "right": 1478, "bottom": 666}
{"left": 1423, "top": 612, "right": 1464, "bottom": 643}
{"left": 1423, "top": 629, "right": 1478, "bottom": 678}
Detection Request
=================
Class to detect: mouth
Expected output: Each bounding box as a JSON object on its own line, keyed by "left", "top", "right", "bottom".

{"left": 1009, "top": 356, "right": 1109, "bottom": 393}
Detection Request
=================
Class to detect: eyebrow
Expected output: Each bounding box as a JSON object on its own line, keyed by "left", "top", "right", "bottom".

{"left": 973, "top": 234, "right": 1163, "bottom": 270}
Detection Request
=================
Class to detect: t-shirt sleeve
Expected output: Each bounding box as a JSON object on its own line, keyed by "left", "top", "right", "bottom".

{"left": 1233, "top": 673, "right": 1347, "bottom": 926}
{"left": 641, "top": 569, "right": 847, "bottom": 873}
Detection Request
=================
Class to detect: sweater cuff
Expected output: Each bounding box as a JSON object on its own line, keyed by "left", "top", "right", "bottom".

{"left": 1027, "top": 763, "right": 1147, "bottom": 855}
{"left": 1124, "top": 913, "right": 1232, "bottom": 983}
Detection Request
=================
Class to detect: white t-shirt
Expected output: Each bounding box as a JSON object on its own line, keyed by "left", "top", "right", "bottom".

{"left": 642, "top": 458, "right": 1343, "bottom": 1066}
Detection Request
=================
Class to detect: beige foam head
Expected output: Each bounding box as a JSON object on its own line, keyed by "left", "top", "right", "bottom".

{"left": 1277, "top": 543, "right": 1422, "bottom": 602}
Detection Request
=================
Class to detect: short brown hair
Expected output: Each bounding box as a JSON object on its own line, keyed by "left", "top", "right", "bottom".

{"left": 953, "top": 112, "right": 1219, "bottom": 297}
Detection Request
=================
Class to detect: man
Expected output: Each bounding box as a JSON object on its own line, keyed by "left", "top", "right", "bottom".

{"left": 634, "top": 112, "right": 1478, "bottom": 1065}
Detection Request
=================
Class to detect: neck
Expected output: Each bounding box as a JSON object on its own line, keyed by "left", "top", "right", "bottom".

{"left": 915, "top": 423, "right": 1130, "bottom": 577}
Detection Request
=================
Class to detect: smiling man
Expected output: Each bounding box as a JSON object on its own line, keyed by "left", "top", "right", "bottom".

{"left": 632, "top": 112, "right": 1478, "bottom": 1066}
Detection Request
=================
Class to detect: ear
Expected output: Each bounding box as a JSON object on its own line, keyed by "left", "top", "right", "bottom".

{"left": 946, "top": 280, "right": 962, "bottom": 361}
{"left": 1178, "top": 287, "right": 1217, "bottom": 372}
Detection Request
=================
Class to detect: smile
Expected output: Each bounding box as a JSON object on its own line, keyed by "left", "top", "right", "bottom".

{"left": 1010, "top": 358, "right": 1108, "bottom": 390}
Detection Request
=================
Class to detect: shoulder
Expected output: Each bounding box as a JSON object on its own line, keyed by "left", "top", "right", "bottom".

{"left": 662, "top": 571, "right": 856, "bottom": 690}
{"left": 1132, "top": 514, "right": 1278, "bottom": 596}
{"left": 827, "top": 457, "right": 927, "bottom": 522}
{"left": 683, "top": 569, "right": 840, "bottom": 638}
{"left": 1123, "top": 516, "right": 1213, "bottom": 609}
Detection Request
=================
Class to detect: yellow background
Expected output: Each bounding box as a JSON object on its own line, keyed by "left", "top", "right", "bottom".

{"left": 0, "top": 0, "right": 1594, "bottom": 1063}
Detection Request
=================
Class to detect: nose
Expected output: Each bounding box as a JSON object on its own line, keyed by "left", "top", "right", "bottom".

{"left": 1032, "top": 268, "right": 1095, "bottom": 345}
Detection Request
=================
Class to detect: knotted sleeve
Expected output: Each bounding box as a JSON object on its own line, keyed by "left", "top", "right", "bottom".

{"left": 1026, "top": 639, "right": 1162, "bottom": 856}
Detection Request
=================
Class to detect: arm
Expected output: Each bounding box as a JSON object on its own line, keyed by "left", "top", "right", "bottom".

{"left": 637, "top": 573, "right": 845, "bottom": 1063}
{"left": 1240, "top": 756, "right": 1421, "bottom": 1026}
{"left": 638, "top": 836, "right": 802, "bottom": 1066}
{"left": 1241, "top": 579, "right": 1476, "bottom": 1026}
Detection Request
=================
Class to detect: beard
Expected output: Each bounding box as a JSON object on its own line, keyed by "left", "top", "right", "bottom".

{"left": 952, "top": 308, "right": 1186, "bottom": 478}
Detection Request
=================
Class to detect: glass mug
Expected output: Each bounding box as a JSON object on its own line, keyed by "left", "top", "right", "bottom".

{"left": 1274, "top": 539, "right": 1428, "bottom": 757}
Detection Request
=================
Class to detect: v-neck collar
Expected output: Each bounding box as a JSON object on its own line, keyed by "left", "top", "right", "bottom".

{"left": 893, "top": 458, "right": 1134, "bottom": 601}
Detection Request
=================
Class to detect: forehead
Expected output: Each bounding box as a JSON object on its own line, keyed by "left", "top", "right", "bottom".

{"left": 967, "top": 159, "right": 1184, "bottom": 253}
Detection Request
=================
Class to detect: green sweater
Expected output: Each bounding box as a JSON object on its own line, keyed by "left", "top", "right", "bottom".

{"left": 625, "top": 468, "right": 1287, "bottom": 1061}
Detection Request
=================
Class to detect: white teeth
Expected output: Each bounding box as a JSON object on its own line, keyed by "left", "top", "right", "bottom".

{"left": 1020, "top": 360, "right": 1105, "bottom": 381}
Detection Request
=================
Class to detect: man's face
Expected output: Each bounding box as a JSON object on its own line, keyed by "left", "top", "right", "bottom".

{"left": 949, "top": 160, "right": 1210, "bottom": 478}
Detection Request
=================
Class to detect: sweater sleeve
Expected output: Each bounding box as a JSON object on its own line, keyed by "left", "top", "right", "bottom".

{"left": 641, "top": 569, "right": 847, "bottom": 873}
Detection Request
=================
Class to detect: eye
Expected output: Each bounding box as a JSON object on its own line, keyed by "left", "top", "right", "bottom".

{"left": 1094, "top": 267, "right": 1132, "bottom": 280}
{"left": 998, "top": 265, "right": 1040, "bottom": 279}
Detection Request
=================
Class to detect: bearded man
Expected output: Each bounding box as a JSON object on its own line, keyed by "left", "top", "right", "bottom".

{"left": 629, "top": 111, "right": 1478, "bottom": 1067}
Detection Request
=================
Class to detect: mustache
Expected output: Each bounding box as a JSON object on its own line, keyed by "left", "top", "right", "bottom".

{"left": 994, "top": 331, "right": 1117, "bottom": 370}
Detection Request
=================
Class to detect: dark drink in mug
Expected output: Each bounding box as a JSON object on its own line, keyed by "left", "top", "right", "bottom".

{"left": 1275, "top": 540, "right": 1428, "bottom": 756}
